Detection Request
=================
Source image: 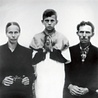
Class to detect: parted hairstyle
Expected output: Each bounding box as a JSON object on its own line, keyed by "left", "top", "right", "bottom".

{"left": 77, "top": 21, "right": 94, "bottom": 33}
{"left": 6, "top": 22, "right": 21, "bottom": 33}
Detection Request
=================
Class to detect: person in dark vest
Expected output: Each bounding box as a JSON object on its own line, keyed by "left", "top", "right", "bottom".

{"left": 0, "top": 22, "right": 36, "bottom": 98}
{"left": 63, "top": 21, "right": 98, "bottom": 98}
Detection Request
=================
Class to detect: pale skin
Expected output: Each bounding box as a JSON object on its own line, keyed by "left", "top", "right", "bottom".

{"left": 2, "top": 25, "right": 29, "bottom": 86}
{"left": 42, "top": 15, "right": 58, "bottom": 52}
{"left": 68, "top": 25, "right": 94, "bottom": 96}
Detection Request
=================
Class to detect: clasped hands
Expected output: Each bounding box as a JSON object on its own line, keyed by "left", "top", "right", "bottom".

{"left": 2, "top": 75, "right": 29, "bottom": 86}
{"left": 68, "top": 84, "right": 89, "bottom": 96}
{"left": 44, "top": 36, "right": 53, "bottom": 52}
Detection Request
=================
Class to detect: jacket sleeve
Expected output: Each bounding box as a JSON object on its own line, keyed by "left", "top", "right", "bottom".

{"left": 31, "top": 49, "right": 46, "bottom": 65}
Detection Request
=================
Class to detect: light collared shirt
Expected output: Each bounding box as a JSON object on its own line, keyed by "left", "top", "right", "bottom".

{"left": 30, "top": 31, "right": 71, "bottom": 63}
{"left": 30, "top": 31, "right": 69, "bottom": 50}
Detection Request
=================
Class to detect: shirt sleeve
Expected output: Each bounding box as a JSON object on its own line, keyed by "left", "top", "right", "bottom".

{"left": 61, "top": 36, "right": 71, "bottom": 63}
{"left": 62, "top": 47, "right": 71, "bottom": 64}
{"left": 29, "top": 34, "right": 44, "bottom": 50}
{"left": 52, "top": 33, "right": 71, "bottom": 63}
{"left": 53, "top": 33, "right": 69, "bottom": 51}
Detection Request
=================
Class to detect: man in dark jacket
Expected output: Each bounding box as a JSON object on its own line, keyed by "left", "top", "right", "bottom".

{"left": 0, "top": 22, "right": 35, "bottom": 98}
{"left": 63, "top": 21, "right": 98, "bottom": 98}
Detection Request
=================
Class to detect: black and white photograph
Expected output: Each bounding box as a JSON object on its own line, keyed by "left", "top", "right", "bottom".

{"left": 0, "top": 0, "right": 98, "bottom": 98}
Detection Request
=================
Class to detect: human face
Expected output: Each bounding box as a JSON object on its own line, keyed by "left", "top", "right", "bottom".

{"left": 77, "top": 25, "right": 94, "bottom": 44}
{"left": 6, "top": 25, "right": 20, "bottom": 44}
{"left": 42, "top": 15, "right": 57, "bottom": 31}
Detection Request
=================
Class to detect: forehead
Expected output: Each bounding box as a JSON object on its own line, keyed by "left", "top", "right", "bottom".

{"left": 7, "top": 25, "right": 19, "bottom": 31}
{"left": 79, "top": 25, "right": 92, "bottom": 31}
{"left": 44, "top": 15, "right": 57, "bottom": 20}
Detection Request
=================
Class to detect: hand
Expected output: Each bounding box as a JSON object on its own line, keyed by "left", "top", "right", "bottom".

{"left": 68, "top": 84, "right": 89, "bottom": 96}
{"left": 22, "top": 77, "right": 29, "bottom": 85}
{"left": 2, "top": 76, "right": 14, "bottom": 86}
{"left": 44, "top": 36, "right": 53, "bottom": 52}
{"left": 96, "top": 89, "right": 98, "bottom": 93}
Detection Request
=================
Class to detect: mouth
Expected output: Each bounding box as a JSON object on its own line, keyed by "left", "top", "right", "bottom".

{"left": 80, "top": 39, "right": 88, "bottom": 42}
{"left": 10, "top": 39, "right": 17, "bottom": 41}
{"left": 47, "top": 26, "right": 53, "bottom": 30}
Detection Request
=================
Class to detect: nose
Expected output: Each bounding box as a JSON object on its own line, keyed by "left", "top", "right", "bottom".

{"left": 48, "top": 20, "right": 52, "bottom": 25}
{"left": 12, "top": 32, "right": 15, "bottom": 37}
{"left": 82, "top": 32, "right": 86, "bottom": 37}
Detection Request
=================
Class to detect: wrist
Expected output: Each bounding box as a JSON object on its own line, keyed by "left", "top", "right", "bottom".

{"left": 42, "top": 48, "right": 46, "bottom": 52}
{"left": 68, "top": 84, "right": 73, "bottom": 89}
{"left": 86, "top": 88, "right": 89, "bottom": 92}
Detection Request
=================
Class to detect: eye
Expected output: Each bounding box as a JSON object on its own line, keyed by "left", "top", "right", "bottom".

{"left": 45, "top": 19, "right": 49, "bottom": 22}
{"left": 8, "top": 31, "right": 13, "bottom": 34}
{"left": 14, "top": 31, "right": 18, "bottom": 34}
{"left": 51, "top": 20, "right": 54, "bottom": 22}
{"left": 85, "top": 31, "right": 90, "bottom": 34}
{"left": 79, "top": 31, "right": 84, "bottom": 33}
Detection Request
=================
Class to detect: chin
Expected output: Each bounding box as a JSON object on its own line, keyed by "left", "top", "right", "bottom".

{"left": 10, "top": 41, "right": 17, "bottom": 44}
{"left": 81, "top": 41, "right": 88, "bottom": 44}
{"left": 47, "top": 28, "right": 54, "bottom": 31}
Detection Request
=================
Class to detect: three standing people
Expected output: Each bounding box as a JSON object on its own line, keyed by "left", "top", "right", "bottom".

{"left": 0, "top": 10, "right": 98, "bottom": 98}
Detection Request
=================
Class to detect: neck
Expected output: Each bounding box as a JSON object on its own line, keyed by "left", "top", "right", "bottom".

{"left": 8, "top": 41, "right": 18, "bottom": 52}
{"left": 80, "top": 42, "right": 90, "bottom": 49}
{"left": 45, "top": 28, "right": 55, "bottom": 36}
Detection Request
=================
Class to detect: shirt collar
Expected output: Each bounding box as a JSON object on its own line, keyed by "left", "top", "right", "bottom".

{"left": 43, "top": 29, "right": 56, "bottom": 37}
{"left": 7, "top": 42, "right": 19, "bottom": 52}
{"left": 79, "top": 43, "right": 91, "bottom": 51}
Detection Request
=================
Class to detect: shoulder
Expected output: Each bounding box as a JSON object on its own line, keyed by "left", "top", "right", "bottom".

{"left": 18, "top": 44, "right": 32, "bottom": 54}
{"left": 90, "top": 44, "right": 98, "bottom": 52}
{"left": 0, "top": 43, "right": 7, "bottom": 51}
{"left": 56, "top": 31, "right": 68, "bottom": 39}
{"left": 55, "top": 31, "right": 69, "bottom": 44}
{"left": 69, "top": 44, "right": 79, "bottom": 51}
{"left": 33, "top": 32, "right": 45, "bottom": 38}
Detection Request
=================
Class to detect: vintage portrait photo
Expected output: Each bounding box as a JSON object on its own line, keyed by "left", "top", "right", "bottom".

{"left": 0, "top": 0, "right": 98, "bottom": 98}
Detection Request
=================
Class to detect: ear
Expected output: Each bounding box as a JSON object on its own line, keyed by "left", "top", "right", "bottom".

{"left": 41, "top": 20, "right": 44, "bottom": 24}
{"left": 56, "top": 20, "right": 58, "bottom": 24}
{"left": 91, "top": 32, "right": 94, "bottom": 37}
{"left": 76, "top": 31, "right": 78, "bottom": 35}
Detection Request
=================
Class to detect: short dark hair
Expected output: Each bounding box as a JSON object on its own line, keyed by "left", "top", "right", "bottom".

{"left": 42, "top": 9, "right": 57, "bottom": 20}
{"left": 77, "top": 21, "right": 94, "bottom": 32}
{"left": 6, "top": 22, "right": 21, "bottom": 33}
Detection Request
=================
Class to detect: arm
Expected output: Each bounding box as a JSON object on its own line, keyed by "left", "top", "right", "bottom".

{"left": 31, "top": 49, "right": 46, "bottom": 65}
{"left": 29, "top": 35, "right": 46, "bottom": 65}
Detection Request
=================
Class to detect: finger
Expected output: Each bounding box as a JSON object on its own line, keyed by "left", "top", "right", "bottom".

{"left": 81, "top": 90, "right": 88, "bottom": 95}
{"left": 78, "top": 88, "right": 89, "bottom": 95}
{"left": 22, "top": 81, "right": 29, "bottom": 85}
{"left": 4, "top": 78, "right": 13, "bottom": 83}
{"left": 5, "top": 76, "right": 13, "bottom": 81}
{"left": 70, "top": 90, "right": 77, "bottom": 95}
{"left": 4, "top": 80, "right": 13, "bottom": 84}
{"left": 22, "top": 77, "right": 29, "bottom": 82}
{"left": 22, "top": 79, "right": 29, "bottom": 83}
{"left": 3, "top": 80, "right": 13, "bottom": 86}
{"left": 22, "top": 77, "right": 29, "bottom": 85}
{"left": 3, "top": 83, "right": 10, "bottom": 86}
{"left": 5, "top": 78, "right": 13, "bottom": 81}
{"left": 70, "top": 88, "right": 83, "bottom": 96}
{"left": 3, "top": 80, "right": 13, "bottom": 85}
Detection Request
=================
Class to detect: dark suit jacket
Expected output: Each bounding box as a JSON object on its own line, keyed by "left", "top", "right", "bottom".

{"left": 63, "top": 43, "right": 98, "bottom": 98}
{"left": 0, "top": 43, "right": 35, "bottom": 98}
